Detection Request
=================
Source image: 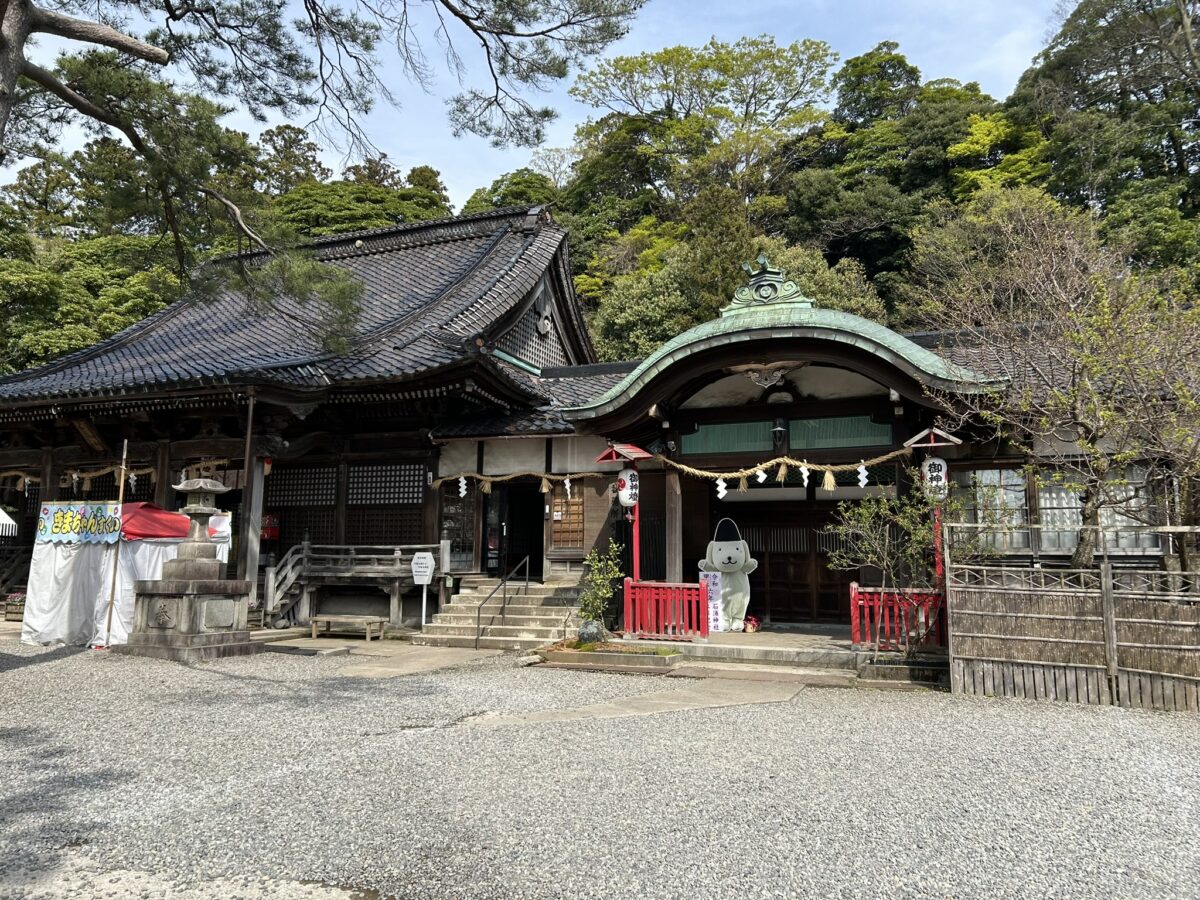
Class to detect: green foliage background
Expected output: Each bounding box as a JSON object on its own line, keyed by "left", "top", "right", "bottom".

{"left": 4, "top": 2, "right": 1200, "bottom": 369}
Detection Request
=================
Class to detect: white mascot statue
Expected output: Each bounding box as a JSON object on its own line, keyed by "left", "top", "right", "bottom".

{"left": 698, "top": 518, "right": 758, "bottom": 632}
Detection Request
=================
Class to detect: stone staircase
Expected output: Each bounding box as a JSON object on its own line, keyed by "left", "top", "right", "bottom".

{"left": 411, "top": 575, "right": 583, "bottom": 651}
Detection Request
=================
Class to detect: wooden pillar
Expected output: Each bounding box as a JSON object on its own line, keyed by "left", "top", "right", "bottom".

{"left": 666, "top": 468, "right": 683, "bottom": 582}
{"left": 154, "top": 440, "right": 171, "bottom": 507}
{"left": 40, "top": 448, "right": 56, "bottom": 503}
{"left": 334, "top": 457, "right": 349, "bottom": 545}
{"left": 238, "top": 455, "right": 265, "bottom": 604}
{"left": 422, "top": 448, "right": 440, "bottom": 544}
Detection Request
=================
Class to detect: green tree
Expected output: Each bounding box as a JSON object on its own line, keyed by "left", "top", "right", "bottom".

{"left": 268, "top": 180, "right": 451, "bottom": 237}
{"left": 343, "top": 154, "right": 403, "bottom": 190}
{"left": 405, "top": 166, "right": 452, "bottom": 211}
{"left": 1008, "top": 0, "right": 1200, "bottom": 208}
{"left": 0, "top": 234, "right": 182, "bottom": 371}
{"left": 832, "top": 41, "right": 921, "bottom": 127}
{"left": 461, "top": 168, "right": 558, "bottom": 213}
{"left": 945, "top": 112, "right": 1050, "bottom": 198}
{"left": 570, "top": 36, "right": 837, "bottom": 211}
{"left": 259, "top": 126, "right": 331, "bottom": 195}
{"left": 1, "top": 154, "right": 75, "bottom": 236}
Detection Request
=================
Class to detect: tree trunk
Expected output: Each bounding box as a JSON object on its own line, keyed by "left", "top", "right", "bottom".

{"left": 1070, "top": 488, "right": 1102, "bottom": 569}
{"left": 1179, "top": 475, "right": 1199, "bottom": 580}
{"left": 0, "top": 0, "right": 31, "bottom": 154}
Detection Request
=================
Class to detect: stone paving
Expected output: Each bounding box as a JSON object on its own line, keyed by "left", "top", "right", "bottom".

{"left": 2, "top": 633, "right": 1198, "bottom": 899}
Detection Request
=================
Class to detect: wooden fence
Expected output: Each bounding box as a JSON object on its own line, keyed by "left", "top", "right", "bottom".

{"left": 623, "top": 578, "right": 709, "bottom": 641}
{"left": 849, "top": 584, "right": 945, "bottom": 652}
{"left": 945, "top": 533, "right": 1200, "bottom": 712}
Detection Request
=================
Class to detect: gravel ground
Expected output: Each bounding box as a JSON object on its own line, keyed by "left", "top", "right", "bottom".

{"left": 1, "top": 640, "right": 1198, "bottom": 900}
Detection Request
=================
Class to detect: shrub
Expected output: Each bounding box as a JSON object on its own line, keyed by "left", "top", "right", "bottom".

{"left": 578, "top": 538, "right": 624, "bottom": 623}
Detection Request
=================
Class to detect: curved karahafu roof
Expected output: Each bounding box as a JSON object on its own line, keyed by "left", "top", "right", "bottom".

{"left": 564, "top": 256, "right": 1004, "bottom": 425}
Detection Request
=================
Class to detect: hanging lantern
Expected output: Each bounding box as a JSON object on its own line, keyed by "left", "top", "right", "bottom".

{"left": 920, "top": 456, "right": 949, "bottom": 500}
{"left": 616, "top": 468, "right": 639, "bottom": 507}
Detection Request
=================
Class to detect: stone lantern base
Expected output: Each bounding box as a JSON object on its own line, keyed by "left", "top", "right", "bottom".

{"left": 114, "top": 579, "right": 262, "bottom": 663}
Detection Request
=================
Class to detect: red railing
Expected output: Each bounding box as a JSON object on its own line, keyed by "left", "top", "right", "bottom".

{"left": 850, "top": 583, "right": 945, "bottom": 652}
{"left": 623, "top": 578, "right": 710, "bottom": 641}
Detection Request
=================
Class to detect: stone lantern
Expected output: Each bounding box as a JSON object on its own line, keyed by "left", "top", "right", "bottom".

{"left": 116, "top": 478, "right": 261, "bottom": 662}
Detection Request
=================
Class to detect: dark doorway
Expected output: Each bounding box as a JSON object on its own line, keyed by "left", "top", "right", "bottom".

{"left": 724, "top": 502, "right": 855, "bottom": 625}
{"left": 484, "top": 483, "right": 545, "bottom": 579}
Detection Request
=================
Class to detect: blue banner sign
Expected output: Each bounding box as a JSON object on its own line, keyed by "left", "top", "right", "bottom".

{"left": 36, "top": 501, "right": 122, "bottom": 544}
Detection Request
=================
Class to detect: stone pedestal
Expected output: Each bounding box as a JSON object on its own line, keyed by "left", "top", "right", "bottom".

{"left": 117, "top": 579, "right": 261, "bottom": 662}
{"left": 115, "top": 478, "right": 262, "bottom": 663}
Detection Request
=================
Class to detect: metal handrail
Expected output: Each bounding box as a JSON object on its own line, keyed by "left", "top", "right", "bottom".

{"left": 474, "top": 555, "right": 530, "bottom": 649}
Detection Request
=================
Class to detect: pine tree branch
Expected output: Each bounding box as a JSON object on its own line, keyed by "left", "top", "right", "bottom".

{"left": 29, "top": 7, "right": 169, "bottom": 65}
{"left": 20, "top": 60, "right": 268, "bottom": 258}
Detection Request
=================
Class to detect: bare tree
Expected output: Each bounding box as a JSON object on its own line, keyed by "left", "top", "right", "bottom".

{"left": 905, "top": 186, "right": 1195, "bottom": 567}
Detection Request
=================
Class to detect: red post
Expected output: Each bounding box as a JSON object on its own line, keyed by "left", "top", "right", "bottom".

{"left": 630, "top": 461, "right": 642, "bottom": 583}
{"left": 632, "top": 497, "right": 641, "bottom": 583}
{"left": 933, "top": 503, "right": 945, "bottom": 592}
{"left": 628, "top": 580, "right": 638, "bottom": 638}
{"left": 850, "top": 582, "right": 860, "bottom": 646}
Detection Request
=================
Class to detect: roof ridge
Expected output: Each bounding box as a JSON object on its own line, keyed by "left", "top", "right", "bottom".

{"left": 309, "top": 205, "right": 540, "bottom": 249}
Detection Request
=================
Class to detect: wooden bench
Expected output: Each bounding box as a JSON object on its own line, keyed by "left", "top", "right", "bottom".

{"left": 310, "top": 614, "right": 387, "bottom": 641}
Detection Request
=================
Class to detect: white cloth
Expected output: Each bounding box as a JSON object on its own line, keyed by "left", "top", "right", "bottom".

{"left": 21, "top": 535, "right": 230, "bottom": 647}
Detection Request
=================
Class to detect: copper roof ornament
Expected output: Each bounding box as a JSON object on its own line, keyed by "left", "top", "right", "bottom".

{"left": 724, "top": 254, "right": 814, "bottom": 314}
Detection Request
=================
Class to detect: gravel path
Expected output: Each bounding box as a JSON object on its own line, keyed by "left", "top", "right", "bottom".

{"left": 2, "top": 640, "right": 1198, "bottom": 899}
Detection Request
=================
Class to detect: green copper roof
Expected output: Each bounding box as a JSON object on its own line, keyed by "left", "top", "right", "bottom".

{"left": 565, "top": 256, "right": 1003, "bottom": 420}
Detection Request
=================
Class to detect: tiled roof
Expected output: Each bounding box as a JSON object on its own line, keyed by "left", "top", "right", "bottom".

{"left": 0, "top": 207, "right": 567, "bottom": 402}
{"left": 431, "top": 363, "right": 636, "bottom": 438}
{"left": 564, "top": 301, "right": 1005, "bottom": 421}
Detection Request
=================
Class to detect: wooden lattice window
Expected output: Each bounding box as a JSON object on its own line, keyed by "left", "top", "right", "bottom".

{"left": 348, "top": 464, "right": 425, "bottom": 506}
{"left": 550, "top": 485, "right": 584, "bottom": 551}
{"left": 265, "top": 466, "right": 337, "bottom": 506}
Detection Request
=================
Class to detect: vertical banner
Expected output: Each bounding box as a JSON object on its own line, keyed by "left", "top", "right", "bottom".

{"left": 699, "top": 571, "right": 725, "bottom": 633}
{"left": 36, "top": 501, "right": 122, "bottom": 544}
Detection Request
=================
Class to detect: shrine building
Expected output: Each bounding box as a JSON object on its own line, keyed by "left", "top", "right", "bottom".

{"left": 0, "top": 206, "right": 1162, "bottom": 637}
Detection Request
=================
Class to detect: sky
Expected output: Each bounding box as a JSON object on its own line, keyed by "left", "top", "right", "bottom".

{"left": 4, "top": 0, "right": 1063, "bottom": 209}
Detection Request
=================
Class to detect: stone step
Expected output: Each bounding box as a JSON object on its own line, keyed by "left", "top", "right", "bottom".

{"left": 631, "top": 640, "right": 864, "bottom": 671}
{"left": 432, "top": 612, "right": 582, "bottom": 628}
{"left": 452, "top": 586, "right": 583, "bottom": 599}
{"left": 411, "top": 633, "right": 549, "bottom": 651}
{"left": 442, "top": 599, "right": 581, "bottom": 614}
{"left": 418, "top": 622, "right": 569, "bottom": 640}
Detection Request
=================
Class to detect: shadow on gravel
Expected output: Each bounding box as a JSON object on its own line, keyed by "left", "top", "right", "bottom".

{"left": 151, "top": 666, "right": 446, "bottom": 713}
{"left": 0, "top": 644, "right": 85, "bottom": 674}
{"left": 0, "top": 725, "right": 131, "bottom": 860}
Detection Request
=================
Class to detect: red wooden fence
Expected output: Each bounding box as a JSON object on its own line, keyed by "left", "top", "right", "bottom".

{"left": 850, "top": 583, "right": 945, "bottom": 652}
{"left": 623, "top": 578, "right": 709, "bottom": 641}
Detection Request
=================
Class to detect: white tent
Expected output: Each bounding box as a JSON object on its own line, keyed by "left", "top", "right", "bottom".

{"left": 20, "top": 505, "right": 230, "bottom": 647}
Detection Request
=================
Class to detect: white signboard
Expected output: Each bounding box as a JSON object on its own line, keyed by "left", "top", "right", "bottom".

{"left": 410, "top": 551, "right": 436, "bottom": 585}
{"left": 700, "top": 571, "right": 725, "bottom": 633}
{"left": 921, "top": 456, "right": 950, "bottom": 501}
